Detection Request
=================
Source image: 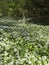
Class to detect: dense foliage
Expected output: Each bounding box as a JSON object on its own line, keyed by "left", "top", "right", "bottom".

{"left": 0, "top": 0, "right": 49, "bottom": 20}
{"left": 0, "top": 19, "right": 49, "bottom": 65}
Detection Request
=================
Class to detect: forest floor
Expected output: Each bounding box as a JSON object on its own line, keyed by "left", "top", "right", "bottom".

{"left": 0, "top": 19, "right": 49, "bottom": 65}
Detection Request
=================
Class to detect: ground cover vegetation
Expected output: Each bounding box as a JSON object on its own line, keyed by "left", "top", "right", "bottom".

{"left": 0, "top": 19, "right": 49, "bottom": 65}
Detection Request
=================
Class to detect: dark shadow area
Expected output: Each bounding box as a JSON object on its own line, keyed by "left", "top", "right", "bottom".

{"left": 26, "top": 18, "right": 49, "bottom": 26}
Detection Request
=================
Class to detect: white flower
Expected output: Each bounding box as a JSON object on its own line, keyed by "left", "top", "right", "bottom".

{"left": 14, "top": 48, "right": 17, "bottom": 52}
{"left": 47, "top": 62, "right": 49, "bottom": 65}
{"left": 46, "top": 40, "right": 49, "bottom": 46}
{"left": 42, "top": 56, "right": 47, "bottom": 61}
{"left": 28, "top": 60, "right": 32, "bottom": 64}
{"left": 4, "top": 51, "right": 8, "bottom": 56}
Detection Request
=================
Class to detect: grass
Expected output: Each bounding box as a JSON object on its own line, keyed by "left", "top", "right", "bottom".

{"left": 0, "top": 19, "right": 49, "bottom": 65}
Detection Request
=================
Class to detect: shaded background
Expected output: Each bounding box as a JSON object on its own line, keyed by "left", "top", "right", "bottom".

{"left": 0, "top": 0, "right": 49, "bottom": 24}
